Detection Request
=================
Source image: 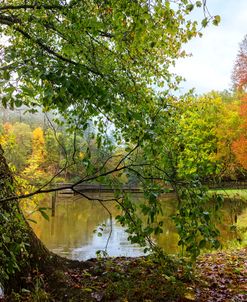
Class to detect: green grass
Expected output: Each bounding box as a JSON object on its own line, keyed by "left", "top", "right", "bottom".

{"left": 210, "top": 189, "right": 247, "bottom": 201}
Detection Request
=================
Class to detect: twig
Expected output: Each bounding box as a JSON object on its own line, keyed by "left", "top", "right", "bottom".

{"left": 115, "top": 143, "right": 139, "bottom": 169}
{"left": 98, "top": 200, "right": 113, "bottom": 252}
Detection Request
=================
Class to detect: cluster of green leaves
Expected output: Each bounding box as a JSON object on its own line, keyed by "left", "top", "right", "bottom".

{"left": 112, "top": 92, "right": 245, "bottom": 260}
{"left": 0, "top": 0, "right": 234, "bottom": 268}
{"left": 0, "top": 0, "right": 214, "bottom": 138}
{"left": 116, "top": 191, "right": 164, "bottom": 252}
{"left": 173, "top": 184, "right": 222, "bottom": 260}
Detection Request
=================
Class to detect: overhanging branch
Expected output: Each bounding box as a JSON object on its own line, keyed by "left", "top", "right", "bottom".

{"left": 0, "top": 163, "right": 150, "bottom": 203}
{"left": 0, "top": 5, "right": 64, "bottom": 11}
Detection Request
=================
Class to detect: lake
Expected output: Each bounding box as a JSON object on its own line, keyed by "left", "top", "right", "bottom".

{"left": 26, "top": 192, "right": 247, "bottom": 261}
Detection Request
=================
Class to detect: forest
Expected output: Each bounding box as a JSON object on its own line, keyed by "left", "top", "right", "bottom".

{"left": 0, "top": 1, "right": 246, "bottom": 301}
{"left": 1, "top": 91, "right": 247, "bottom": 187}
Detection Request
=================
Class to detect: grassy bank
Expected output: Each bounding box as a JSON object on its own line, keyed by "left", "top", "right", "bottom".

{"left": 211, "top": 189, "right": 247, "bottom": 201}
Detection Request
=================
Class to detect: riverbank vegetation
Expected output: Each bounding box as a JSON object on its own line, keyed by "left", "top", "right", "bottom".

{"left": 0, "top": 1, "right": 246, "bottom": 301}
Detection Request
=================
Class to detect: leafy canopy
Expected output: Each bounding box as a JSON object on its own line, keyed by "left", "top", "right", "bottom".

{"left": 0, "top": 0, "right": 215, "bottom": 138}
{"left": 0, "top": 1, "right": 225, "bottom": 261}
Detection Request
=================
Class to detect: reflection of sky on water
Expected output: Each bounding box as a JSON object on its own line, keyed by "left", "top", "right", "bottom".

{"left": 28, "top": 194, "right": 247, "bottom": 261}
{"left": 29, "top": 194, "right": 157, "bottom": 260}
{"left": 50, "top": 218, "right": 146, "bottom": 260}
{"left": 71, "top": 219, "right": 145, "bottom": 260}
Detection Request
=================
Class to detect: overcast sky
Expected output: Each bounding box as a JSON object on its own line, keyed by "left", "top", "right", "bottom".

{"left": 175, "top": 0, "right": 247, "bottom": 94}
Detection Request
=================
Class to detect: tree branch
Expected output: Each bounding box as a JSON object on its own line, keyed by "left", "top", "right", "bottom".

{"left": 0, "top": 18, "right": 104, "bottom": 77}
{"left": 116, "top": 143, "right": 139, "bottom": 169}
{"left": 0, "top": 5, "right": 64, "bottom": 11}
{"left": 0, "top": 14, "right": 20, "bottom": 26}
{"left": 15, "top": 27, "right": 79, "bottom": 66}
{"left": 0, "top": 163, "right": 149, "bottom": 203}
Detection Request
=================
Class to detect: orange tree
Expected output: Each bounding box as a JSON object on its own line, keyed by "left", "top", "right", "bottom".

{"left": 232, "top": 34, "right": 247, "bottom": 173}
{"left": 232, "top": 95, "right": 247, "bottom": 170}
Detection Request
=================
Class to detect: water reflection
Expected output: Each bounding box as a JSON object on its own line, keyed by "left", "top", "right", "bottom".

{"left": 0, "top": 288, "right": 3, "bottom": 299}
{"left": 27, "top": 193, "right": 247, "bottom": 260}
{"left": 72, "top": 218, "right": 145, "bottom": 260}
{"left": 29, "top": 194, "right": 152, "bottom": 260}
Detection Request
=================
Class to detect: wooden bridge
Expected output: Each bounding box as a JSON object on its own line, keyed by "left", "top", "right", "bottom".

{"left": 56, "top": 183, "right": 143, "bottom": 195}
{"left": 207, "top": 180, "right": 247, "bottom": 190}
{"left": 50, "top": 180, "right": 247, "bottom": 216}
{"left": 55, "top": 180, "right": 247, "bottom": 196}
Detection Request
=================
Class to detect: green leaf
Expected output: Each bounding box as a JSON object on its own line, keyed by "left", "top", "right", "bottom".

{"left": 2, "top": 96, "right": 8, "bottom": 108}
{"left": 186, "top": 4, "right": 194, "bottom": 12}
{"left": 199, "top": 239, "right": 206, "bottom": 249}
{"left": 27, "top": 218, "right": 37, "bottom": 224}
{"left": 201, "top": 18, "right": 208, "bottom": 27}
{"left": 38, "top": 208, "right": 50, "bottom": 221}
{"left": 83, "top": 287, "right": 93, "bottom": 292}
{"left": 3, "top": 70, "right": 10, "bottom": 80}
{"left": 212, "top": 15, "right": 221, "bottom": 26}
{"left": 3, "top": 235, "right": 11, "bottom": 243}
{"left": 14, "top": 98, "right": 22, "bottom": 108}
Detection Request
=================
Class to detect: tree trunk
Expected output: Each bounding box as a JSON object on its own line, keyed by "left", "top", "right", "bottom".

{"left": 0, "top": 144, "right": 51, "bottom": 294}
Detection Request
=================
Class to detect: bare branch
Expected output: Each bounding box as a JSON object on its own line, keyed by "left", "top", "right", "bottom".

{"left": 72, "top": 131, "right": 77, "bottom": 164}
{"left": 127, "top": 166, "right": 166, "bottom": 181}
{"left": 0, "top": 184, "right": 72, "bottom": 203}
{"left": 115, "top": 143, "right": 139, "bottom": 169}
{"left": 72, "top": 188, "right": 123, "bottom": 202}
{"left": 0, "top": 63, "right": 20, "bottom": 71}
{"left": 0, "top": 14, "right": 20, "bottom": 25}
{"left": 0, "top": 5, "right": 64, "bottom": 11}
{"left": 0, "top": 163, "right": 148, "bottom": 203}
{"left": 45, "top": 113, "right": 68, "bottom": 163}
{"left": 99, "top": 200, "right": 113, "bottom": 252}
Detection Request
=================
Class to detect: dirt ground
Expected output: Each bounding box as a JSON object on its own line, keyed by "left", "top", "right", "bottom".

{"left": 2, "top": 247, "right": 246, "bottom": 301}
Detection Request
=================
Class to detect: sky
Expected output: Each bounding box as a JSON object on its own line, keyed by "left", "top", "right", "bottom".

{"left": 175, "top": 0, "right": 247, "bottom": 94}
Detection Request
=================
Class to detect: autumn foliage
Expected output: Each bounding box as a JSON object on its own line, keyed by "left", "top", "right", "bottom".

{"left": 232, "top": 136, "right": 247, "bottom": 169}
{"left": 231, "top": 35, "right": 247, "bottom": 170}
{"left": 231, "top": 97, "right": 247, "bottom": 169}
{"left": 232, "top": 35, "right": 247, "bottom": 90}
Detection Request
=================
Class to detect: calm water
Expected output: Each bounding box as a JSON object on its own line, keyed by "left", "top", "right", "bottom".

{"left": 26, "top": 193, "right": 247, "bottom": 260}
